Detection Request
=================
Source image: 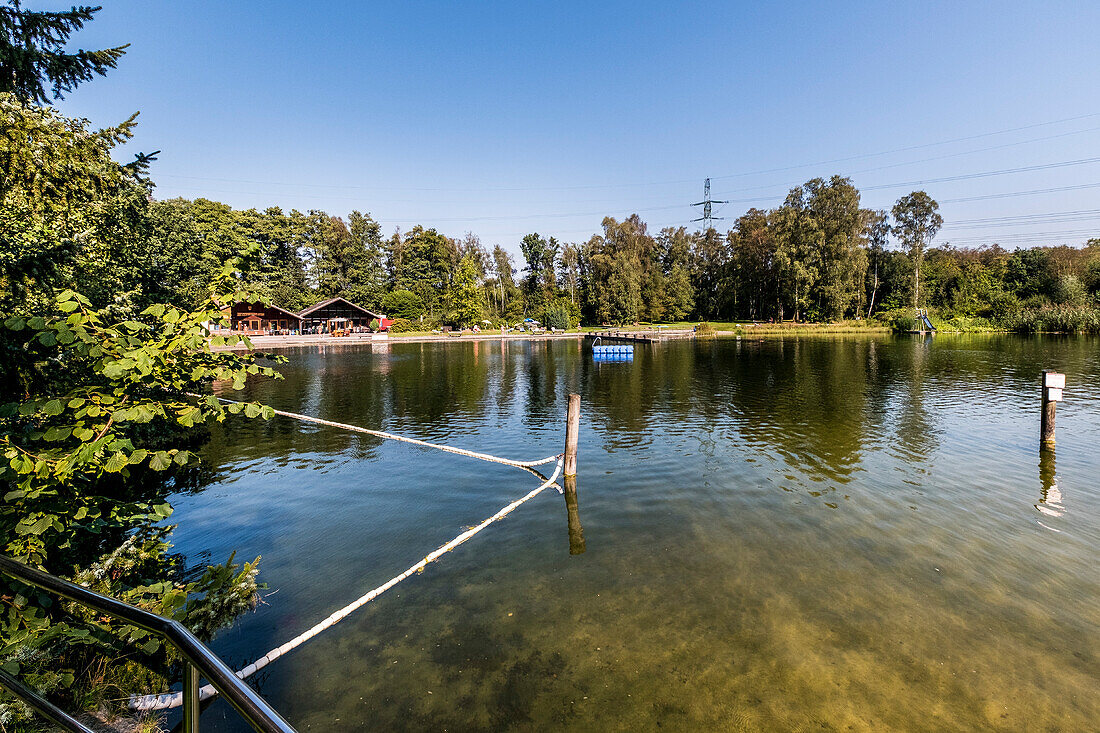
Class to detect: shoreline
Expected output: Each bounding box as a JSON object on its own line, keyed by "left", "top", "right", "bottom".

{"left": 205, "top": 324, "right": 1076, "bottom": 352}
{"left": 210, "top": 331, "right": 587, "bottom": 350}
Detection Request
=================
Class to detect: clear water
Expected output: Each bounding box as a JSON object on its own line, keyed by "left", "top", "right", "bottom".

{"left": 167, "top": 335, "right": 1100, "bottom": 731}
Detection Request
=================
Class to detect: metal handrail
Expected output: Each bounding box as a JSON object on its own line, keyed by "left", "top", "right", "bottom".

{"left": 0, "top": 555, "right": 297, "bottom": 733}
{"left": 0, "top": 667, "right": 95, "bottom": 733}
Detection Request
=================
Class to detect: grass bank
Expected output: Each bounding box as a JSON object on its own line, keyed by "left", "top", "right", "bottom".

{"left": 581, "top": 321, "right": 889, "bottom": 336}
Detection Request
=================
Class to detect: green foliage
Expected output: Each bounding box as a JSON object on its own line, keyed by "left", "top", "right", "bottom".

{"left": 580, "top": 216, "right": 647, "bottom": 324}
{"left": 0, "top": 1, "right": 128, "bottom": 105}
{"left": 0, "top": 94, "right": 154, "bottom": 318}
{"left": 879, "top": 307, "right": 917, "bottom": 333}
{"left": 540, "top": 303, "right": 570, "bottom": 330}
{"left": 1053, "top": 275, "right": 1087, "bottom": 306}
{"left": 1083, "top": 257, "right": 1100, "bottom": 295}
{"left": 1007, "top": 304, "right": 1100, "bottom": 333}
{"left": 1004, "top": 248, "right": 1055, "bottom": 298}
{"left": 519, "top": 233, "right": 559, "bottom": 311}
{"left": 382, "top": 289, "right": 424, "bottom": 320}
{"left": 385, "top": 318, "right": 416, "bottom": 333}
{"left": 986, "top": 290, "right": 1022, "bottom": 322}
{"left": 447, "top": 254, "right": 483, "bottom": 328}
{"left": 892, "top": 190, "right": 943, "bottom": 308}
{"left": 310, "top": 211, "right": 386, "bottom": 310}
{"left": 387, "top": 226, "right": 459, "bottom": 318}
{"left": 0, "top": 263, "right": 284, "bottom": 719}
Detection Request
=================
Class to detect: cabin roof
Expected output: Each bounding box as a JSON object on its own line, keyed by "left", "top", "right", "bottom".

{"left": 298, "top": 296, "right": 382, "bottom": 319}
{"left": 227, "top": 302, "right": 303, "bottom": 321}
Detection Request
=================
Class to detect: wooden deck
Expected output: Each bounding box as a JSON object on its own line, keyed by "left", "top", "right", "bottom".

{"left": 585, "top": 328, "right": 697, "bottom": 343}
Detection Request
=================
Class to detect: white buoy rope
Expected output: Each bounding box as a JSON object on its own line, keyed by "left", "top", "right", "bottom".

{"left": 205, "top": 396, "right": 560, "bottom": 469}
{"left": 129, "top": 457, "right": 565, "bottom": 712}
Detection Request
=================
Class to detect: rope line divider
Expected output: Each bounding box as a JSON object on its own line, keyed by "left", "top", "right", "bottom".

{"left": 132, "top": 395, "right": 567, "bottom": 712}
{"left": 129, "top": 457, "right": 564, "bottom": 712}
{"left": 200, "top": 395, "right": 560, "bottom": 469}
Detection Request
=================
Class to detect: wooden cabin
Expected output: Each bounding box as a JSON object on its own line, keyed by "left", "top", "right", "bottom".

{"left": 222, "top": 302, "right": 303, "bottom": 335}
{"left": 298, "top": 297, "right": 384, "bottom": 333}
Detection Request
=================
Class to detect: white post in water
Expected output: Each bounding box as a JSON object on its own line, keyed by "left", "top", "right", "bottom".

{"left": 564, "top": 393, "right": 580, "bottom": 477}
{"left": 1041, "top": 371, "right": 1065, "bottom": 448}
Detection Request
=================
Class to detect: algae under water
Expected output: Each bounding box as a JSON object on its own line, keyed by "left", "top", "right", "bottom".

{"left": 167, "top": 335, "right": 1099, "bottom": 731}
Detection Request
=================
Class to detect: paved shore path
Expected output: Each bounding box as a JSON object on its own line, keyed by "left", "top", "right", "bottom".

{"left": 209, "top": 331, "right": 586, "bottom": 351}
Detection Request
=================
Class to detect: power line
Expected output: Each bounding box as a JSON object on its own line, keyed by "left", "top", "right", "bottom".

{"left": 723, "top": 157, "right": 1100, "bottom": 207}
{"left": 943, "top": 228, "right": 1099, "bottom": 244}
{"left": 153, "top": 111, "right": 1100, "bottom": 194}
{"left": 712, "top": 125, "right": 1100, "bottom": 198}
{"left": 163, "top": 156, "right": 1100, "bottom": 227}
{"left": 944, "top": 208, "right": 1100, "bottom": 226}
{"left": 938, "top": 181, "right": 1100, "bottom": 204}
{"left": 709, "top": 111, "right": 1100, "bottom": 182}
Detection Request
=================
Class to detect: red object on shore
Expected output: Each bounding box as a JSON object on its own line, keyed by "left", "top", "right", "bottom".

{"left": 379, "top": 317, "right": 395, "bottom": 332}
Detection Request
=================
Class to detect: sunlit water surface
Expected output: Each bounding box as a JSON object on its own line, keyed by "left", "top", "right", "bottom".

{"left": 167, "top": 335, "right": 1100, "bottom": 731}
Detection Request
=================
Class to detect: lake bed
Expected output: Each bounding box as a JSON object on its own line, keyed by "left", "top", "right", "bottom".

{"left": 169, "top": 335, "right": 1100, "bottom": 731}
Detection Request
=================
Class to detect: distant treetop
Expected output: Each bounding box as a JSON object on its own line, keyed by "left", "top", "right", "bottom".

{"left": 0, "top": 1, "right": 128, "bottom": 104}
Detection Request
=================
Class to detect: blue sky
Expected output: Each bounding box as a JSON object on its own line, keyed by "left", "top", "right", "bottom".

{"left": 46, "top": 0, "right": 1100, "bottom": 254}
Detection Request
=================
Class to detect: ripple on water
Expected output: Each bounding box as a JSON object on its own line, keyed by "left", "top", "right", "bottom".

{"left": 174, "top": 335, "right": 1100, "bottom": 731}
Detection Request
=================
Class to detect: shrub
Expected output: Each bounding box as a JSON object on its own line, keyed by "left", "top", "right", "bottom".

{"left": 382, "top": 289, "right": 423, "bottom": 320}
{"left": 369, "top": 318, "right": 380, "bottom": 331}
{"left": 1009, "top": 304, "right": 1100, "bottom": 333}
{"left": 695, "top": 321, "right": 716, "bottom": 336}
{"left": 986, "top": 290, "right": 1022, "bottom": 322}
{"left": 1053, "top": 275, "right": 1087, "bottom": 306}
{"left": 878, "top": 308, "right": 916, "bottom": 333}
{"left": 540, "top": 304, "right": 570, "bottom": 330}
{"left": 1083, "top": 258, "right": 1100, "bottom": 295}
{"left": 386, "top": 318, "right": 417, "bottom": 333}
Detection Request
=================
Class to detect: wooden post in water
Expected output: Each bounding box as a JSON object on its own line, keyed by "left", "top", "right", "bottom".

{"left": 1041, "top": 370, "right": 1064, "bottom": 448}
{"left": 564, "top": 393, "right": 580, "bottom": 477}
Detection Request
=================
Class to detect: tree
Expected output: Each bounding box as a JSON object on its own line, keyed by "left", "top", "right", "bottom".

{"left": 0, "top": 95, "right": 153, "bottom": 316}
{"left": 0, "top": 1, "right": 129, "bottom": 104}
{"left": 519, "top": 232, "right": 559, "bottom": 311}
{"left": 382, "top": 288, "right": 423, "bottom": 320}
{"left": 801, "top": 176, "right": 867, "bottom": 320}
{"left": 448, "top": 254, "right": 483, "bottom": 327}
{"left": 727, "top": 210, "right": 776, "bottom": 321}
{"left": 346, "top": 211, "right": 386, "bottom": 309}
{"left": 864, "top": 210, "right": 889, "bottom": 317}
{"left": 655, "top": 227, "right": 695, "bottom": 321}
{"left": 557, "top": 243, "right": 581, "bottom": 305}
{"left": 490, "top": 244, "right": 517, "bottom": 316}
{"left": 771, "top": 193, "right": 819, "bottom": 322}
{"left": 579, "top": 217, "right": 646, "bottom": 324}
{"left": 390, "top": 226, "right": 458, "bottom": 318}
{"left": 892, "top": 191, "right": 943, "bottom": 309}
{"left": 251, "top": 206, "right": 310, "bottom": 311}
{"left": 690, "top": 227, "right": 729, "bottom": 319}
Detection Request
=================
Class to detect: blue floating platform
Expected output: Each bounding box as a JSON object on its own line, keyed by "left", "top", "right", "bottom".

{"left": 593, "top": 344, "right": 634, "bottom": 361}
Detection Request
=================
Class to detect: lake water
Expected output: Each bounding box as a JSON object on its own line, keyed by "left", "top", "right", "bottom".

{"left": 168, "top": 335, "right": 1100, "bottom": 731}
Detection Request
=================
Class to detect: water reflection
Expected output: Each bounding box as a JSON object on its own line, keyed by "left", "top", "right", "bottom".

{"left": 173, "top": 334, "right": 1100, "bottom": 732}
{"left": 562, "top": 476, "right": 586, "bottom": 556}
{"left": 1036, "top": 450, "right": 1065, "bottom": 529}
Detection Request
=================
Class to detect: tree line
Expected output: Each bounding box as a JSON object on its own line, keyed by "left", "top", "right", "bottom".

{"left": 126, "top": 182, "right": 1100, "bottom": 332}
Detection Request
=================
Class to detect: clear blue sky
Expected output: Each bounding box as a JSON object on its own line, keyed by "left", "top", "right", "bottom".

{"left": 46, "top": 0, "right": 1100, "bottom": 254}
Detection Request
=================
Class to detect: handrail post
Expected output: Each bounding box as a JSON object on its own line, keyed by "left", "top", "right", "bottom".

{"left": 184, "top": 663, "right": 201, "bottom": 732}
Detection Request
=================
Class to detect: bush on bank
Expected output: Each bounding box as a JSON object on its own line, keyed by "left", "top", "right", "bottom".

{"left": 879, "top": 303, "right": 1100, "bottom": 334}
{"left": 0, "top": 265, "right": 284, "bottom": 729}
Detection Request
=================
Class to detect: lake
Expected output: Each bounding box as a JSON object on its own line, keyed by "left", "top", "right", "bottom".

{"left": 168, "top": 335, "right": 1100, "bottom": 731}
